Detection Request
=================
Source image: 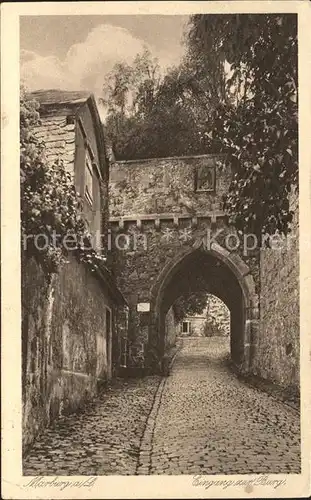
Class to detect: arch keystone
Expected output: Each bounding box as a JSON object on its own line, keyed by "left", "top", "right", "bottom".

{"left": 210, "top": 241, "right": 230, "bottom": 259}
{"left": 227, "top": 252, "right": 250, "bottom": 277}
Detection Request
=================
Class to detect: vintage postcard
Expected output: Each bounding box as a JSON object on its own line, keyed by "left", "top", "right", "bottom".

{"left": 1, "top": 1, "right": 311, "bottom": 498}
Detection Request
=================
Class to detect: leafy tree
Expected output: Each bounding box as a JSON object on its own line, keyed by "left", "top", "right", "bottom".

{"left": 103, "top": 15, "right": 297, "bottom": 236}
{"left": 102, "top": 48, "right": 215, "bottom": 159}
{"left": 172, "top": 271, "right": 212, "bottom": 323}
{"left": 173, "top": 291, "right": 209, "bottom": 323}
{"left": 131, "top": 47, "right": 161, "bottom": 117}
{"left": 187, "top": 14, "right": 298, "bottom": 237}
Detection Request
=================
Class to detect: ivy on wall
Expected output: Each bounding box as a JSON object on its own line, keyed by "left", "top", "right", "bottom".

{"left": 104, "top": 14, "right": 298, "bottom": 239}
{"left": 187, "top": 14, "right": 298, "bottom": 238}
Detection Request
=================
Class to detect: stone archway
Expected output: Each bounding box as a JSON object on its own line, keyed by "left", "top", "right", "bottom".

{"left": 149, "top": 239, "right": 259, "bottom": 374}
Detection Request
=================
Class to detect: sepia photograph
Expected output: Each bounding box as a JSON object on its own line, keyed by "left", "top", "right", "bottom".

{"left": 1, "top": 1, "right": 311, "bottom": 499}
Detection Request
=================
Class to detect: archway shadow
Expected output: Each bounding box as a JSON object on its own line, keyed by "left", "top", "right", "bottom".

{"left": 149, "top": 242, "right": 258, "bottom": 374}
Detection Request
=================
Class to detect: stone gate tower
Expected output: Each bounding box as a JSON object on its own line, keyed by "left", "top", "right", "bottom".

{"left": 108, "top": 154, "right": 259, "bottom": 375}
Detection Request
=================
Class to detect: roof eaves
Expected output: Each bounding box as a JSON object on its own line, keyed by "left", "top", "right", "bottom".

{"left": 94, "top": 262, "right": 128, "bottom": 306}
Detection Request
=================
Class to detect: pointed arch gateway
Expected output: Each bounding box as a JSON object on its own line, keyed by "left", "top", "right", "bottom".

{"left": 148, "top": 239, "right": 259, "bottom": 374}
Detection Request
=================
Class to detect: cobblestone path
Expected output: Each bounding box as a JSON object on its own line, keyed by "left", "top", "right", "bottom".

{"left": 23, "top": 338, "right": 300, "bottom": 476}
{"left": 23, "top": 376, "right": 161, "bottom": 475}
{"left": 138, "top": 337, "right": 300, "bottom": 475}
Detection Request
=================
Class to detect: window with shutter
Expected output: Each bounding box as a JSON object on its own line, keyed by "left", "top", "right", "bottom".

{"left": 85, "top": 150, "right": 93, "bottom": 205}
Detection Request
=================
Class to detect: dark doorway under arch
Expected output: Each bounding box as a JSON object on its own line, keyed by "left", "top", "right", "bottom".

{"left": 149, "top": 245, "right": 256, "bottom": 372}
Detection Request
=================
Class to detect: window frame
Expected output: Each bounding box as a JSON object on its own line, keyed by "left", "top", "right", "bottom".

{"left": 194, "top": 163, "right": 216, "bottom": 193}
{"left": 182, "top": 321, "right": 189, "bottom": 334}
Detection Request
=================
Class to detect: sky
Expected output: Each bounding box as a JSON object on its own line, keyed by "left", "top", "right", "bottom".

{"left": 20, "top": 15, "right": 189, "bottom": 96}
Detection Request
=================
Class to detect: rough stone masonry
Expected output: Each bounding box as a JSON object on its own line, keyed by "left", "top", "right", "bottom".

{"left": 108, "top": 154, "right": 299, "bottom": 392}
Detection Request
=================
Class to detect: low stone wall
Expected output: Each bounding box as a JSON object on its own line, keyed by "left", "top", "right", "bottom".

{"left": 109, "top": 155, "right": 230, "bottom": 217}
{"left": 22, "top": 254, "right": 118, "bottom": 453}
{"left": 252, "top": 190, "right": 299, "bottom": 390}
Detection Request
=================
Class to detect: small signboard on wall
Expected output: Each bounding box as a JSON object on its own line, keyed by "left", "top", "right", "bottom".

{"left": 137, "top": 302, "right": 150, "bottom": 312}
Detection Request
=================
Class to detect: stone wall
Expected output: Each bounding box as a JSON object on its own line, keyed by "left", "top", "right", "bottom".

{"left": 32, "top": 91, "right": 110, "bottom": 252}
{"left": 110, "top": 155, "right": 230, "bottom": 217}
{"left": 22, "top": 254, "right": 122, "bottom": 453}
{"left": 108, "top": 155, "right": 260, "bottom": 374}
{"left": 252, "top": 190, "right": 299, "bottom": 390}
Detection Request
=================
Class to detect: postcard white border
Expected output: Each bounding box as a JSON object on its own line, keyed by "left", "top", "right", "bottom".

{"left": 1, "top": 2, "right": 311, "bottom": 498}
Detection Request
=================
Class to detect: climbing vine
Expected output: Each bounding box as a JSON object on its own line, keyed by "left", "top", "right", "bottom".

{"left": 187, "top": 14, "right": 298, "bottom": 238}
{"left": 20, "top": 87, "right": 106, "bottom": 274}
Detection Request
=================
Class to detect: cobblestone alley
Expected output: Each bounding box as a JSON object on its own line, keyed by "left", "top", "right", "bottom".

{"left": 24, "top": 338, "right": 300, "bottom": 476}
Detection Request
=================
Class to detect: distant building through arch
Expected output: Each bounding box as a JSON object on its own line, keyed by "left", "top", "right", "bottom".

{"left": 108, "top": 154, "right": 259, "bottom": 375}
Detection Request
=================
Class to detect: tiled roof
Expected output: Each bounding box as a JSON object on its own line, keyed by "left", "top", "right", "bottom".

{"left": 31, "top": 89, "right": 91, "bottom": 106}
{"left": 33, "top": 116, "right": 76, "bottom": 170}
